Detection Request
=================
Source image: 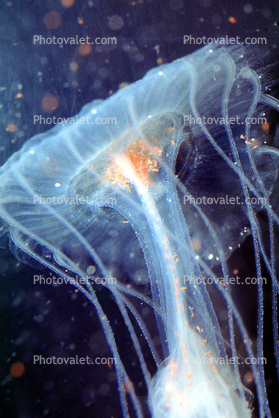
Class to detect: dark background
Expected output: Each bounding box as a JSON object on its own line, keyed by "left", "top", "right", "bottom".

{"left": 0, "top": 0, "right": 279, "bottom": 417}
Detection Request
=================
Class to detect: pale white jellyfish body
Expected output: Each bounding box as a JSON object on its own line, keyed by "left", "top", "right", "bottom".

{"left": 125, "top": 145, "right": 253, "bottom": 418}
{"left": 0, "top": 43, "right": 278, "bottom": 417}
{"left": 149, "top": 338, "right": 251, "bottom": 418}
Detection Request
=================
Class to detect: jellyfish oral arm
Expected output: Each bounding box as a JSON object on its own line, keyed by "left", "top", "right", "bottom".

{"left": 112, "top": 152, "right": 251, "bottom": 417}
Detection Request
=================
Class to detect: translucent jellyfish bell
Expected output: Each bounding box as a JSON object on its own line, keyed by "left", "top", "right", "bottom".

{"left": 0, "top": 44, "right": 279, "bottom": 417}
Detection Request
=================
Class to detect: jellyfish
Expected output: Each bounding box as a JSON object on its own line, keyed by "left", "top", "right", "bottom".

{"left": 0, "top": 43, "right": 279, "bottom": 417}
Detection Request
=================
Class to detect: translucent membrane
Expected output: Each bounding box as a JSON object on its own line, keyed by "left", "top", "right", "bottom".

{"left": 0, "top": 44, "right": 279, "bottom": 417}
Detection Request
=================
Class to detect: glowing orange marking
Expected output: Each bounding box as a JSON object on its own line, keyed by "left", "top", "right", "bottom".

{"left": 153, "top": 137, "right": 158, "bottom": 142}
{"left": 78, "top": 43, "right": 93, "bottom": 56}
{"left": 205, "top": 351, "right": 211, "bottom": 356}
{"left": 262, "top": 122, "right": 270, "bottom": 132}
{"left": 41, "top": 94, "right": 59, "bottom": 112}
{"left": 197, "top": 325, "right": 201, "bottom": 332}
{"left": 123, "top": 221, "right": 129, "bottom": 223}
{"left": 209, "top": 358, "right": 213, "bottom": 365}
{"left": 246, "top": 141, "right": 258, "bottom": 149}
{"left": 104, "top": 140, "right": 163, "bottom": 190}
{"left": 212, "top": 366, "right": 217, "bottom": 373}
{"left": 181, "top": 342, "right": 186, "bottom": 351}
{"left": 10, "top": 362, "right": 25, "bottom": 377}
{"left": 44, "top": 11, "right": 62, "bottom": 29}
{"left": 164, "top": 404, "right": 170, "bottom": 408}
{"left": 171, "top": 140, "right": 175, "bottom": 145}
{"left": 61, "top": 0, "right": 75, "bottom": 7}
{"left": 240, "top": 134, "right": 245, "bottom": 139}
{"left": 246, "top": 138, "right": 259, "bottom": 149}
{"left": 187, "top": 373, "right": 192, "bottom": 378}
{"left": 229, "top": 16, "right": 237, "bottom": 23}
{"left": 123, "top": 379, "right": 134, "bottom": 393}
{"left": 168, "top": 358, "right": 178, "bottom": 378}
{"left": 170, "top": 265, "right": 174, "bottom": 272}
{"left": 185, "top": 321, "right": 189, "bottom": 327}
{"left": 182, "top": 352, "right": 186, "bottom": 359}
{"left": 191, "top": 312, "right": 195, "bottom": 318}
{"left": 181, "top": 287, "right": 187, "bottom": 290}
{"left": 244, "top": 370, "right": 254, "bottom": 384}
{"left": 6, "top": 124, "right": 18, "bottom": 132}
{"left": 174, "top": 279, "right": 179, "bottom": 299}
